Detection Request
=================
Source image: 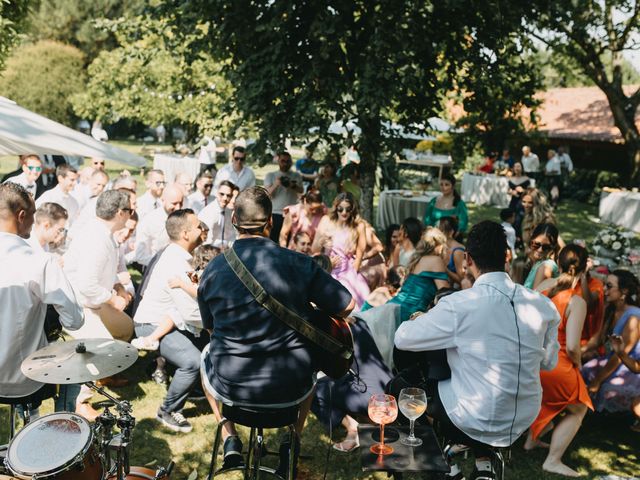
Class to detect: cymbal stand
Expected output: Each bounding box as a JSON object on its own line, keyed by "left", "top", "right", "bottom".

{"left": 86, "top": 381, "right": 135, "bottom": 480}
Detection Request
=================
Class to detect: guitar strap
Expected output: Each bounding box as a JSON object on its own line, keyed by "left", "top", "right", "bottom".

{"left": 223, "top": 247, "right": 352, "bottom": 360}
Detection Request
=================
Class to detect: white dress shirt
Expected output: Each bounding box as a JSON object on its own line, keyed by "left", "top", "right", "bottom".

{"left": 64, "top": 219, "right": 119, "bottom": 308}
{"left": 36, "top": 185, "right": 80, "bottom": 225}
{"left": 395, "top": 272, "right": 560, "bottom": 447}
{"left": 71, "top": 183, "right": 92, "bottom": 210}
{"left": 264, "top": 170, "right": 303, "bottom": 214}
{"left": 0, "top": 232, "right": 84, "bottom": 397}
{"left": 521, "top": 153, "right": 540, "bottom": 174}
{"left": 501, "top": 221, "right": 517, "bottom": 259}
{"left": 134, "top": 243, "right": 201, "bottom": 331}
{"left": 558, "top": 153, "right": 573, "bottom": 172}
{"left": 545, "top": 156, "right": 562, "bottom": 175}
{"left": 214, "top": 164, "right": 256, "bottom": 192}
{"left": 187, "top": 190, "right": 214, "bottom": 214}
{"left": 68, "top": 197, "right": 97, "bottom": 241}
{"left": 132, "top": 207, "right": 170, "bottom": 266}
{"left": 136, "top": 191, "right": 162, "bottom": 219}
{"left": 198, "top": 201, "right": 235, "bottom": 247}
{"left": 3, "top": 172, "right": 37, "bottom": 197}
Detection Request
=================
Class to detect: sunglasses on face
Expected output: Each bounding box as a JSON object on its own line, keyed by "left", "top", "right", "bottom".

{"left": 121, "top": 208, "right": 134, "bottom": 215}
{"left": 27, "top": 165, "right": 42, "bottom": 172}
{"left": 202, "top": 183, "right": 213, "bottom": 189}
{"left": 336, "top": 206, "right": 353, "bottom": 214}
{"left": 93, "top": 161, "right": 105, "bottom": 166}
{"left": 530, "top": 241, "right": 553, "bottom": 252}
{"left": 604, "top": 283, "right": 618, "bottom": 290}
{"left": 154, "top": 181, "right": 167, "bottom": 187}
{"left": 233, "top": 156, "right": 245, "bottom": 162}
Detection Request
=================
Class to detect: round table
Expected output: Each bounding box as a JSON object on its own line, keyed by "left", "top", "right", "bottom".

{"left": 460, "top": 173, "right": 535, "bottom": 208}
{"left": 599, "top": 190, "right": 640, "bottom": 233}
{"left": 376, "top": 190, "right": 440, "bottom": 230}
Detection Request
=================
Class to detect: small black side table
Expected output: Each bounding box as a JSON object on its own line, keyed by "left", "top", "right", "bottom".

{"left": 358, "top": 424, "right": 450, "bottom": 479}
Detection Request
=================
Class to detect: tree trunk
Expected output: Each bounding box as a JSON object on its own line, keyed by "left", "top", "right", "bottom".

{"left": 357, "top": 115, "right": 382, "bottom": 223}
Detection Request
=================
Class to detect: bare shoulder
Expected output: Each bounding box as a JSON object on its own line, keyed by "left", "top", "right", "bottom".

{"left": 417, "top": 254, "right": 446, "bottom": 272}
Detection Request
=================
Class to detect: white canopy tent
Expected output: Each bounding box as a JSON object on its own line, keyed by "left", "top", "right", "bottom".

{"left": 0, "top": 97, "right": 147, "bottom": 167}
{"left": 322, "top": 117, "right": 452, "bottom": 140}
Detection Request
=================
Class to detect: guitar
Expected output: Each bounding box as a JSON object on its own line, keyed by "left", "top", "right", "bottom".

{"left": 308, "top": 309, "right": 355, "bottom": 379}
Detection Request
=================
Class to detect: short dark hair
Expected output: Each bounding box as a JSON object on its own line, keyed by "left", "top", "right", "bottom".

{"left": 95, "top": 190, "right": 130, "bottom": 220}
{"left": 166, "top": 208, "right": 196, "bottom": 241}
{"left": 500, "top": 208, "right": 515, "bottom": 222}
{"left": 303, "top": 189, "right": 323, "bottom": 204}
{"left": 402, "top": 217, "right": 423, "bottom": 246}
{"left": 466, "top": 220, "right": 508, "bottom": 273}
{"left": 0, "top": 182, "right": 33, "bottom": 219}
{"left": 56, "top": 163, "right": 77, "bottom": 178}
{"left": 438, "top": 216, "right": 459, "bottom": 235}
{"left": 218, "top": 180, "right": 237, "bottom": 191}
{"left": 233, "top": 186, "right": 271, "bottom": 232}
{"left": 197, "top": 171, "right": 214, "bottom": 181}
{"left": 232, "top": 146, "right": 246, "bottom": 156}
{"left": 35, "top": 202, "right": 68, "bottom": 223}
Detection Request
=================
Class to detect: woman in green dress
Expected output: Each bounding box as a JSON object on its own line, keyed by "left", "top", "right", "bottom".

{"left": 423, "top": 172, "right": 468, "bottom": 234}
{"left": 523, "top": 223, "right": 560, "bottom": 290}
{"left": 387, "top": 226, "right": 450, "bottom": 326}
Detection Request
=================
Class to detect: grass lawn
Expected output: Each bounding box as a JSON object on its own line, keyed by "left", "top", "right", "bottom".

{"left": 1, "top": 144, "right": 638, "bottom": 479}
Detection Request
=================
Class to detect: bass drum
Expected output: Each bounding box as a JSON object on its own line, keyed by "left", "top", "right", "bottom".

{"left": 108, "top": 466, "right": 169, "bottom": 479}
{"left": 6, "top": 412, "right": 103, "bottom": 480}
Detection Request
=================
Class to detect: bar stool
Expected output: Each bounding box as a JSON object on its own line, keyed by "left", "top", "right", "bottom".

{"left": 443, "top": 442, "right": 509, "bottom": 480}
{"left": 207, "top": 403, "right": 300, "bottom": 480}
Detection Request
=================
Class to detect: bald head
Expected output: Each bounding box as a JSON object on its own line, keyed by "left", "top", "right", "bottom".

{"left": 162, "top": 183, "right": 184, "bottom": 214}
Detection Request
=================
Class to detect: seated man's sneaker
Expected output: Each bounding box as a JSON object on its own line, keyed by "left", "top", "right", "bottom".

{"left": 222, "top": 436, "right": 244, "bottom": 469}
{"left": 156, "top": 408, "right": 192, "bottom": 433}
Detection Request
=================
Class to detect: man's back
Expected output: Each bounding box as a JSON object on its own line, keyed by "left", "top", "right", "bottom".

{"left": 198, "top": 236, "right": 352, "bottom": 406}
{"left": 395, "top": 272, "right": 560, "bottom": 446}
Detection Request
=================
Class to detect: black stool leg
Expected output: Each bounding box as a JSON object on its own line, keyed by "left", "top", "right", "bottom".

{"left": 252, "top": 428, "right": 264, "bottom": 480}
{"left": 208, "top": 418, "right": 227, "bottom": 480}
{"left": 245, "top": 427, "right": 256, "bottom": 480}
{"left": 287, "top": 425, "right": 296, "bottom": 480}
{"left": 9, "top": 404, "right": 16, "bottom": 439}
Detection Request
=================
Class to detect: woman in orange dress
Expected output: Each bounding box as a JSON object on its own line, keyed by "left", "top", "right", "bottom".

{"left": 524, "top": 244, "right": 593, "bottom": 478}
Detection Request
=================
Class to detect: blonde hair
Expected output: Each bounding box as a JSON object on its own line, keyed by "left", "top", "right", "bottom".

{"left": 407, "top": 227, "right": 447, "bottom": 274}
{"left": 522, "top": 188, "right": 556, "bottom": 244}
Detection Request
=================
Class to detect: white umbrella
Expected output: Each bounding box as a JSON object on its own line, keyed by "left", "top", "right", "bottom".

{"left": 0, "top": 97, "right": 147, "bottom": 167}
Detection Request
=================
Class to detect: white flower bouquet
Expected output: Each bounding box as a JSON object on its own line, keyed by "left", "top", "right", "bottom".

{"left": 592, "top": 227, "right": 631, "bottom": 259}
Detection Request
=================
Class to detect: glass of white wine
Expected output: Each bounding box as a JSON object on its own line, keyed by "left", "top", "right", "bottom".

{"left": 398, "top": 387, "right": 427, "bottom": 447}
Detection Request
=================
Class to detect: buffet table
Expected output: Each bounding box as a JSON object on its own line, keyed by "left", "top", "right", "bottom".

{"left": 599, "top": 190, "right": 640, "bottom": 232}
{"left": 461, "top": 173, "right": 535, "bottom": 207}
{"left": 153, "top": 153, "right": 200, "bottom": 183}
{"left": 376, "top": 190, "right": 440, "bottom": 229}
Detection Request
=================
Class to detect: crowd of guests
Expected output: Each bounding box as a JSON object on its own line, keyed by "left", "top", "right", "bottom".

{"left": 1, "top": 147, "right": 638, "bottom": 480}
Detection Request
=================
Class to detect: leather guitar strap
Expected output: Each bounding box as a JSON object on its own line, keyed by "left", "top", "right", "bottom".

{"left": 224, "top": 247, "right": 352, "bottom": 360}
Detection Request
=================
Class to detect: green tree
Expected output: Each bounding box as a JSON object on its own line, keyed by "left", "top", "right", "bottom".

{"left": 0, "top": 40, "right": 86, "bottom": 126}
{"left": 528, "top": 0, "right": 640, "bottom": 182}
{"left": 0, "top": 0, "right": 30, "bottom": 71}
{"left": 158, "top": 0, "right": 538, "bottom": 220}
{"left": 27, "top": 0, "right": 146, "bottom": 63}
{"left": 72, "top": 16, "right": 237, "bottom": 142}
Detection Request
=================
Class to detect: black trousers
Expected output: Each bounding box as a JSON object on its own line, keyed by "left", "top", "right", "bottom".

{"left": 270, "top": 213, "right": 284, "bottom": 243}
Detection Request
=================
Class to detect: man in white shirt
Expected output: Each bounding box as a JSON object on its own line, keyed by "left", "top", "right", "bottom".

{"left": 35, "top": 164, "right": 80, "bottom": 225}
{"left": 0, "top": 183, "right": 83, "bottom": 413}
{"left": 557, "top": 146, "right": 574, "bottom": 173}
{"left": 395, "top": 221, "right": 559, "bottom": 480}
{"left": 137, "top": 169, "right": 166, "bottom": 219}
{"left": 174, "top": 172, "right": 194, "bottom": 201}
{"left": 72, "top": 168, "right": 109, "bottom": 210}
{"left": 28, "top": 202, "right": 68, "bottom": 253}
{"left": 214, "top": 146, "right": 256, "bottom": 193}
{"left": 545, "top": 149, "right": 563, "bottom": 207}
{"left": 3, "top": 154, "right": 43, "bottom": 198}
{"left": 187, "top": 171, "right": 215, "bottom": 214}
{"left": 133, "top": 184, "right": 184, "bottom": 266}
{"left": 520, "top": 146, "right": 540, "bottom": 177}
{"left": 198, "top": 180, "right": 235, "bottom": 248}
{"left": 264, "top": 151, "right": 303, "bottom": 242}
{"left": 135, "top": 209, "right": 205, "bottom": 432}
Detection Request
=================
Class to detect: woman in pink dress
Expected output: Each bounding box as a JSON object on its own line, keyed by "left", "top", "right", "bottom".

{"left": 313, "top": 192, "right": 370, "bottom": 308}
{"left": 279, "top": 189, "right": 326, "bottom": 249}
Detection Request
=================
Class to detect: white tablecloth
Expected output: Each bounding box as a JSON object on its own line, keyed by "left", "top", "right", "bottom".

{"left": 376, "top": 190, "right": 441, "bottom": 229}
{"left": 461, "top": 173, "right": 536, "bottom": 207}
{"left": 599, "top": 191, "right": 640, "bottom": 233}
{"left": 153, "top": 153, "right": 200, "bottom": 183}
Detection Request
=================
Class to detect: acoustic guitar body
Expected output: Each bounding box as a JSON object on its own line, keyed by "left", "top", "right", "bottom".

{"left": 309, "top": 311, "right": 354, "bottom": 379}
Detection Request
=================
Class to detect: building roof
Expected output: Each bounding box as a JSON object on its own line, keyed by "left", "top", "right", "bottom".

{"left": 535, "top": 86, "right": 640, "bottom": 143}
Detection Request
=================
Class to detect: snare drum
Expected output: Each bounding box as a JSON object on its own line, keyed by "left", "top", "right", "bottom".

{"left": 6, "top": 412, "right": 103, "bottom": 480}
{"left": 108, "top": 466, "right": 169, "bottom": 479}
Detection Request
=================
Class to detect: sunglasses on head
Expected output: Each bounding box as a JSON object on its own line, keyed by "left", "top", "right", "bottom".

{"left": 530, "top": 241, "right": 553, "bottom": 252}
{"left": 336, "top": 206, "right": 353, "bottom": 214}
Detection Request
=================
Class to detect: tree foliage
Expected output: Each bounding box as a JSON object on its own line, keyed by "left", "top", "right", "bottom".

{"left": 27, "top": 0, "right": 146, "bottom": 63}
{"left": 158, "top": 0, "right": 539, "bottom": 220}
{"left": 72, "top": 16, "right": 237, "bottom": 142}
{"left": 528, "top": 0, "right": 640, "bottom": 181}
{"left": 0, "top": 0, "right": 30, "bottom": 71}
{"left": 0, "top": 40, "right": 86, "bottom": 126}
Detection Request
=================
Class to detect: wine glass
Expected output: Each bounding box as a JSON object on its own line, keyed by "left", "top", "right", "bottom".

{"left": 398, "top": 387, "right": 427, "bottom": 447}
{"left": 368, "top": 393, "right": 398, "bottom": 455}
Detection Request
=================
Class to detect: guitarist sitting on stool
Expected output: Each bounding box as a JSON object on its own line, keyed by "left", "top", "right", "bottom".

{"left": 198, "top": 187, "right": 355, "bottom": 478}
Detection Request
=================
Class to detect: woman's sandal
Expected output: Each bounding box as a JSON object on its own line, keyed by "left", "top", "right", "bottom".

{"left": 332, "top": 433, "right": 360, "bottom": 453}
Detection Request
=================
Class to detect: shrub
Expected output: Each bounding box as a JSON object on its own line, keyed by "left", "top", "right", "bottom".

{"left": 0, "top": 40, "right": 86, "bottom": 126}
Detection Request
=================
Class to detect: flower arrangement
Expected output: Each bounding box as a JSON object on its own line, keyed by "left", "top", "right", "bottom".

{"left": 592, "top": 227, "right": 632, "bottom": 259}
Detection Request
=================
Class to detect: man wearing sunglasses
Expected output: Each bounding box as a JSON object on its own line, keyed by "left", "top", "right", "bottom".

{"left": 3, "top": 154, "right": 43, "bottom": 198}
{"left": 198, "top": 180, "right": 236, "bottom": 248}
{"left": 213, "top": 146, "right": 256, "bottom": 193}
{"left": 187, "top": 171, "right": 215, "bottom": 214}
{"left": 137, "top": 169, "right": 167, "bottom": 219}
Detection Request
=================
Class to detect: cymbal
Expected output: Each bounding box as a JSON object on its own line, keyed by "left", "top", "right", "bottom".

{"left": 21, "top": 339, "right": 138, "bottom": 384}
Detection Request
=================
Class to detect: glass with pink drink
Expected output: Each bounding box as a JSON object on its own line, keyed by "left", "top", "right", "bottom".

{"left": 368, "top": 393, "right": 398, "bottom": 455}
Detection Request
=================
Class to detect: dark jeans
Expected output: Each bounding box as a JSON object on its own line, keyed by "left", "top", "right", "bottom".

{"left": 270, "top": 213, "right": 284, "bottom": 243}
{"left": 135, "top": 324, "right": 207, "bottom": 413}
{"left": 427, "top": 383, "right": 491, "bottom": 458}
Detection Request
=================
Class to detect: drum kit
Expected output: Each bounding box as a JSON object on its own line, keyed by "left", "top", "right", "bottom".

{"left": 1, "top": 339, "right": 174, "bottom": 480}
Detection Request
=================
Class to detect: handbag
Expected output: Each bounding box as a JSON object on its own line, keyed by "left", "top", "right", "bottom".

{"left": 223, "top": 247, "right": 354, "bottom": 379}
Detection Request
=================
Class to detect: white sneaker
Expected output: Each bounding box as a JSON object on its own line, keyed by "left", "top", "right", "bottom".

{"left": 132, "top": 337, "right": 159, "bottom": 351}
